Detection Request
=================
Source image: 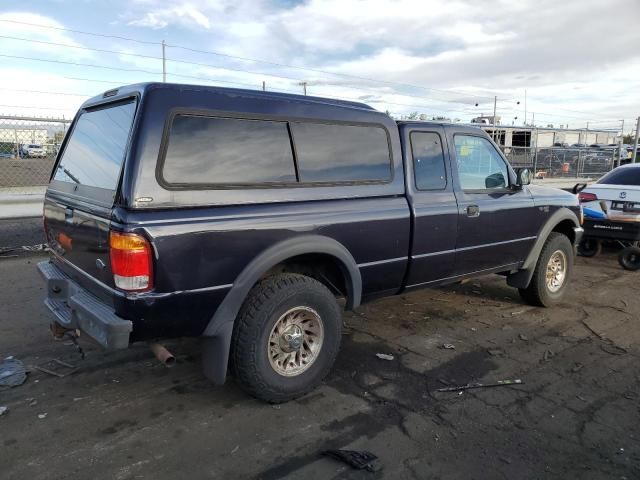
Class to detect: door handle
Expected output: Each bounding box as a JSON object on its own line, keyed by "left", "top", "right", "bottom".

{"left": 64, "top": 207, "right": 73, "bottom": 224}
{"left": 466, "top": 205, "right": 480, "bottom": 217}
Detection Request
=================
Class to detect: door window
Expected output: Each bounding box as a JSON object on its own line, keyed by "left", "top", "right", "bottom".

{"left": 454, "top": 135, "right": 509, "bottom": 190}
{"left": 411, "top": 132, "right": 447, "bottom": 190}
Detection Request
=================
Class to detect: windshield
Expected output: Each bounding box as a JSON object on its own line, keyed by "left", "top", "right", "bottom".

{"left": 53, "top": 99, "right": 136, "bottom": 200}
{"left": 597, "top": 167, "right": 640, "bottom": 186}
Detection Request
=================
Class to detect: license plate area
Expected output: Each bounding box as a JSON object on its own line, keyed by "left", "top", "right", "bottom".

{"left": 611, "top": 201, "right": 640, "bottom": 213}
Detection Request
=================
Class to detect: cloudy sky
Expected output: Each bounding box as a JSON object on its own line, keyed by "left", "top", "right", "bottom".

{"left": 1, "top": 0, "right": 639, "bottom": 132}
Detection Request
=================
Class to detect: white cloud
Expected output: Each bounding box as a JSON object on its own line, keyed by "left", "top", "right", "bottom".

{"left": 126, "top": 1, "right": 224, "bottom": 29}
{"left": 0, "top": 12, "right": 93, "bottom": 60}
{"left": 2, "top": 0, "right": 639, "bottom": 128}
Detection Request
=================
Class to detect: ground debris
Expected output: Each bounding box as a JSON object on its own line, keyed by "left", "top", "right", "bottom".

{"left": 0, "top": 357, "right": 27, "bottom": 388}
{"left": 571, "top": 363, "right": 584, "bottom": 373}
{"left": 322, "top": 449, "right": 381, "bottom": 472}
{"left": 600, "top": 344, "right": 627, "bottom": 356}
{"left": 375, "top": 353, "right": 394, "bottom": 361}
{"left": 37, "top": 413, "right": 47, "bottom": 419}
{"left": 518, "top": 333, "right": 529, "bottom": 341}
{"left": 34, "top": 358, "right": 77, "bottom": 378}
{"left": 441, "top": 343, "right": 456, "bottom": 350}
{"left": 0, "top": 406, "right": 8, "bottom": 416}
{"left": 487, "top": 348, "right": 504, "bottom": 356}
{"left": 543, "top": 350, "right": 554, "bottom": 362}
{"left": 437, "top": 379, "right": 523, "bottom": 393}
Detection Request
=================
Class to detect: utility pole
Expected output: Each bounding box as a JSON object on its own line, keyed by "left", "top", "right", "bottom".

{"left": 633, "top": 117, "right": 640, "bottom": 164}
{"left": 492, "top": 95, "right": 497, "bottom": 141}
{"left": 161, "top": 40, "right": 166, "bottom": 83}
{"left": 524, "top": 89, "right": 527, "bottom": 126}
{"left": 618, "top": 119, "right": 625, "bottom": 167}
{"left": 299, "top": 81, "right": 307, "bottom": 96}
{"left": 262, "top": 81, "right": 266, "bottom": 91}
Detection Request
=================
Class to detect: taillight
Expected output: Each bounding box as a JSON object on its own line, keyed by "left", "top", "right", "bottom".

{"left": 109, "top": 231, "right": 153, "bottom": 292}
{"left": 578, "top": 191, "right": 598, "bottom": 203}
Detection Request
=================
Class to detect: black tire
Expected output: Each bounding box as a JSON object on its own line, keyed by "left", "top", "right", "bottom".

{"left": 618, "top": 246, "right": 640, "bottom": 271}
{"left": 519, "top": 232, "right": 573, "bottom": 307}
{"left": 230, "top": 273, "right": 342, "bottom": 403}
{"left": 577, "top": 238, "right": 602, "bottom": 257}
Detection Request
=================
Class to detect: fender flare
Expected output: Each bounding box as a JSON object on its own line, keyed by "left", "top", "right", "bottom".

{"left": 507, "top": 207, "right": 580, "bottom": 289}
{"left": 201, "top": 235, "right": 362, "bottom": 384}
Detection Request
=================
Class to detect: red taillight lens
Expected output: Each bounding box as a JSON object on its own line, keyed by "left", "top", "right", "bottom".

{"left": 578, "top": 191, "right": 598, "bottom": 203}
{"left": 109, "top": 231, "right": 153, "bottom": 292}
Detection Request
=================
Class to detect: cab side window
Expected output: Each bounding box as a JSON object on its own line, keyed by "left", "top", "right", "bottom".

{"left": 411, "top": 132, "right": 447, "bottom": 190}
{"left": 454, "top": 135, "right": 509, "bottom": 190}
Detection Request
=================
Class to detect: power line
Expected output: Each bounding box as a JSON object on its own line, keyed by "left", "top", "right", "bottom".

{"left": 0, "top": 34, "right": 497, "bottom": 106}
{"left": 0, "top": 88, "right": 90, "bottom": 97}
{"left": 0, "top": 53, "right": 161, "bottom": 76}
{"left": 0, "top": 18, "right": 160, "bottom": 45}
{"left": 0, "top": 22, "right": 624, "bottom": 121}
{"left": 0, "top": 17, "right": 506, "bottom": 102}
{"left": 0, "top": 104, "right": 76, "bottom": 111}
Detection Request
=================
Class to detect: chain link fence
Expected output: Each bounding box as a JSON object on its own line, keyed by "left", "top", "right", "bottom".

{"left": 0, "top": 114, "right": 624, "bottom": 197}
{"left": 501, "top": 146, "right": 622, "bottom": 180}
{"left": 0, "top": 115, "right": 70, "bottom": 195}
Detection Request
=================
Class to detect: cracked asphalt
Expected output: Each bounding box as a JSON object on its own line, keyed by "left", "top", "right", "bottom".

{"left": 1, "top": 249, "right": 638, "bottom": 479}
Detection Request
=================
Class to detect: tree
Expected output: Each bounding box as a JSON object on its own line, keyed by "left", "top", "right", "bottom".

{"left": 406, "top": 112, "right": 419, "bottom": 120}
{"left": 623, "top": 133, "right": 634, "bottom": 144}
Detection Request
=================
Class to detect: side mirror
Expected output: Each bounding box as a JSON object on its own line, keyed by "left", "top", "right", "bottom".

{"left": 572, "top": 183, "right": 587, "bottom": 194}
{"left": 485, "top": 172, "right": 506, "bottom": 189}
{"left": 515, "top": 168, "right": 531, "bottom": 187}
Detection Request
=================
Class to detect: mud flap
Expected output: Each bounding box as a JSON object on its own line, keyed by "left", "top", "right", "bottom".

{"left": 201, "top": 322, "right": 234, "bottom": 385}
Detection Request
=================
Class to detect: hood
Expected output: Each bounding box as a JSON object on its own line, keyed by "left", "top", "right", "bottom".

{"left": 527, "top": 184, "right": 578, "bottom": 207}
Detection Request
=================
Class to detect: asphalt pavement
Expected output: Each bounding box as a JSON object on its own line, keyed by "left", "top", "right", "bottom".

{"left": 0, "top": 250, "right": 639, "bottom": 479}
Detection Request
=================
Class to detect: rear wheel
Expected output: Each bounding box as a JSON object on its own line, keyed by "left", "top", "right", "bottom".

{"left": 618, "top": 246, "right": 640, "bottom": 271}
{"left": 519, "top": 233, "right": 573, "bottom": 307}
{"left": 231, "top": 273, "right": 342, "bottom": 403}
{"left": 578, "top": 238, "right": 602, "bottom": 257}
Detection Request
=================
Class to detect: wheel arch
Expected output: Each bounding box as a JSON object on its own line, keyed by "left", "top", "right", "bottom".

{"left": 507, "top": 207, "right": 580, "bottom": 289}
{"left": 201, "top": 235, "right": 362, "bottom": 384}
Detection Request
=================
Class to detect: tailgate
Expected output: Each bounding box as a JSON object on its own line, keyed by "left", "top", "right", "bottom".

{"left": 44, "top": 98, "right": 137, "bottom": 290}
{"left": 44, "top": 198, "right": 115, "bottom": 288}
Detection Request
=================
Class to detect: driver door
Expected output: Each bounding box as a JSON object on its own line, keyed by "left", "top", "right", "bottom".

{"left": 450, "top": 133, "right": 536, "bottom": 276}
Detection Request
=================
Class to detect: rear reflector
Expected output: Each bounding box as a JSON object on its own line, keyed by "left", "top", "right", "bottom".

{"left": 578, "top": 191, "right": 598, "bottom": 203}
{"left": 109, "top": 231, "right": 153, "bottom": 292}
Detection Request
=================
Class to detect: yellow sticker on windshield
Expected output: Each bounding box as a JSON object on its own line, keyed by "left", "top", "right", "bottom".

{"left": 459, "top": 145, "right": 471, "bottom": 156}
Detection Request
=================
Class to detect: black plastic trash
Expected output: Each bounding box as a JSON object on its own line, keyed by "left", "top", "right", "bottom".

{"left": 322, "top": 449, "right": 381, "bottom": 472}
{"left": 0, "top": 358, "right": 27, "bottom": 388}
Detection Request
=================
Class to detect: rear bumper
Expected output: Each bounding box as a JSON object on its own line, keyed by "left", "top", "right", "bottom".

{"left": 38, "top": 260, "right": 132, "bottom": 350}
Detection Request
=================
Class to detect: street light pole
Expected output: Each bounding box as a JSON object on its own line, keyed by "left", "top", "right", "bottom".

{"left": 633, "top": 117, "right": 640, "bottom": 164}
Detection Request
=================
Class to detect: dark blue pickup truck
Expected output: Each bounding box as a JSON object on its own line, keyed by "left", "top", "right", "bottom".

{"left": 39, "top": 83, "right": 583, "bottom": 402}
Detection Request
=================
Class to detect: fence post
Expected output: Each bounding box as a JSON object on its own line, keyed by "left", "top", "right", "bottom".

{"left": 533, "top": 128, "right": 538, "bottom": 177}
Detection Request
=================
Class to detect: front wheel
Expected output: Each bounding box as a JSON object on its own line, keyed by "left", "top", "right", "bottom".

{"left": 231, "top": 273, "right": 342, "bottom": 403}
{"left": 519, "top": 232, "right": 573, "bottom": 307}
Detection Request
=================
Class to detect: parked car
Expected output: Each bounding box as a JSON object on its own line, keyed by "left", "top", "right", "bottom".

{"left": 21, "top": 144, "right": 47, "bottom": 158}
{"left": 39, "top": 83, "right": 583, "bottom": 402}
{"left": 576, "top": 163, "right": 640, "bottom": 266}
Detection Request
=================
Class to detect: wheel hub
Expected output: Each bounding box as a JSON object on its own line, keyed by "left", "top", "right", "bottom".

{"left": 279, "top": 325, "right": 303, "bottom": 352}
{"left": 546, "top": 250, "right": 567, "bottom": 293}
{"left": 268, "top": 306, "right": 324, "bottom": 377}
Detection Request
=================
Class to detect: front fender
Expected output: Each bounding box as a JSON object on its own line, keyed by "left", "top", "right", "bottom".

{"left": 201, "top": 235, "right": 362, "bottom": 384}
{"left": 507, "top": 207, "right": 580, "bottom": 289}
